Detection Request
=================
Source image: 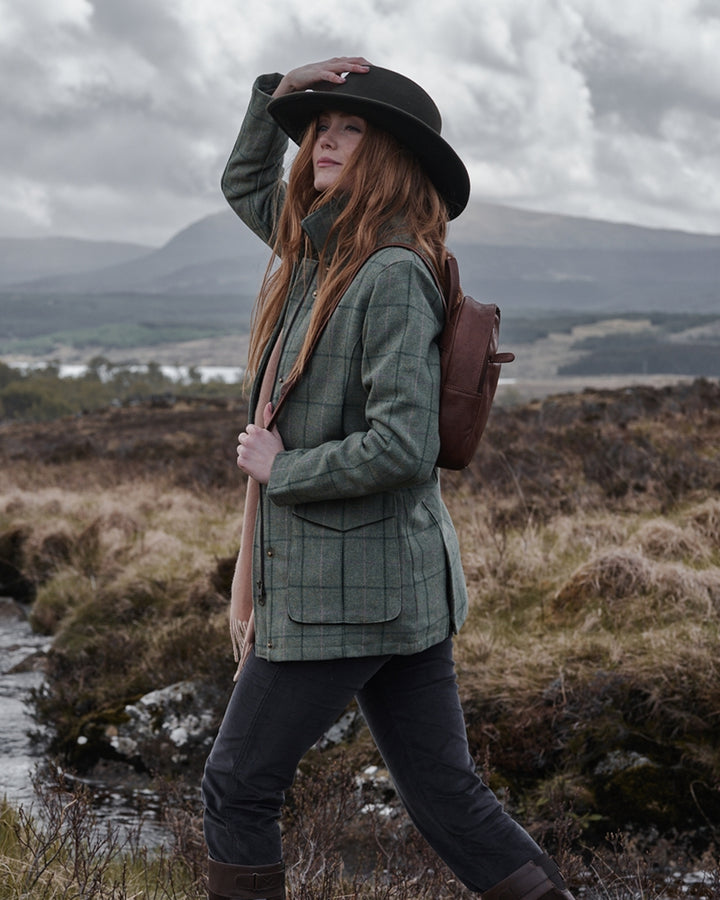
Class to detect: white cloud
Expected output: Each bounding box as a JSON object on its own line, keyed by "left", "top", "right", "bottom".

{"left": 0, "top": 179, "right": 53, "bottom": 235}
{"left": 0, "top": 0, "right": 92, "bottom": 42}
{"left": 1, "top": 0, "right": 719, "bottom": 242}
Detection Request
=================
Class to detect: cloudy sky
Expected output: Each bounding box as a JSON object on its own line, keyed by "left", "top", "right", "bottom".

{"left": 2, "top": 0, "right": 719, "bottom": 246}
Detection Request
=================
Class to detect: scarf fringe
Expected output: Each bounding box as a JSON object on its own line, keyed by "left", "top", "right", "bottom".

{"left": 230, "top": 616, "right": 249, "bottom": 663}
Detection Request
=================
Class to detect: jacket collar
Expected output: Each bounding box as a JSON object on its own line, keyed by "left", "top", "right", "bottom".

{"left": 300, "top": 198, "right": 412, "bottom": 258}
{"left": 301, "top": 196, "right": 346, "bottom": 258}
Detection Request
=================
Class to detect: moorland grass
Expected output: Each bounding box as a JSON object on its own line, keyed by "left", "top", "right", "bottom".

{"left": 3, "top": 465, "right": 718, "bottom": 823}
{"left": 1, "top": 382, "right": 719, "bottom": 896}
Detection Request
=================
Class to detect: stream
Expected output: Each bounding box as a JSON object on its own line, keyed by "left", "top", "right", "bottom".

{"left": 0, "top": 598, "right": 169, "bottom": 846}
{"left": 0, "top": 599, "right": 49, "bottom": 808}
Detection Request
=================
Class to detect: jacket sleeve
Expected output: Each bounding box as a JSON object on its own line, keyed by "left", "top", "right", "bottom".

{"left": 266, "top": 255, "right": 443, "bottom": 506}
{"left": 220, "top": 73, "right": 289, "bottom": 248}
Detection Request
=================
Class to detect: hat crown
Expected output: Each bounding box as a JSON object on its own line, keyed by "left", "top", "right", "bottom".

{"left": 307, "top": 66, "right": 442, "bottom": 135}
{"left": 267, "top": 65, "right": 470, "bottom": 219}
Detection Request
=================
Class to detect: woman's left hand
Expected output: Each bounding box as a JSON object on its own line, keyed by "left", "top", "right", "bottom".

{"left": 236, "top": 403, "right": 284, "bottom": 484}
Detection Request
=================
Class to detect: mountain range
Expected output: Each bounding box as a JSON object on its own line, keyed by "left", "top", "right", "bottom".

{"left": 1, "top": 201, "right": 719, "bottom": 316}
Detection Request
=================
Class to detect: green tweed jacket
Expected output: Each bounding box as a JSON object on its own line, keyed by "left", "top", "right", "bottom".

{"left": 221, "top": 74, "right": 468, "bottom": 661}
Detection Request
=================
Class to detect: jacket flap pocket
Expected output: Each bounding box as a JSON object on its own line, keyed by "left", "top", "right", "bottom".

{"left": 293, "top": 494, "right": 395, "bottom": 533}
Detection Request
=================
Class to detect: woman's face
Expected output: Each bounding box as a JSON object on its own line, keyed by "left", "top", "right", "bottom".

{"left": 312, "top": 110, "right": 366, "bottom": 192}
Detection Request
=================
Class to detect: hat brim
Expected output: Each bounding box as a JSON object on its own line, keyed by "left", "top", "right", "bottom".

{"left": 268, "top": 90, "right": 470, "bottom": 219}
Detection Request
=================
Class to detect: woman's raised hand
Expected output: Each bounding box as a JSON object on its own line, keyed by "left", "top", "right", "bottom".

{"left": 272, "top": 57, "right": 371, "bottom": 97}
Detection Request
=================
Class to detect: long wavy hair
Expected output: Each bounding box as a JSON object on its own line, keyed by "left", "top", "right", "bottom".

{"left": 246, "top": 118, "right": 449, "bottom": 383}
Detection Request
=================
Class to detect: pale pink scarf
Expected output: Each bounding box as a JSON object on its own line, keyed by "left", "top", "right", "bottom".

{"left": 229, "top": 335, "right": 283, "bottom": 680}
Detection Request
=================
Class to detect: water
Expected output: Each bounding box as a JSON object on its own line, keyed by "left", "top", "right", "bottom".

{"left": 0, "top": 600, "right": 49, "bottom": 808}
{"left": 9, "top": 361, "right": 244, "bottom": 384}
{"left": 7, "top": 360, "right": 515, "bottom": 387}
{"left": 0, "top": 600, "right": 170, "bottom": 845}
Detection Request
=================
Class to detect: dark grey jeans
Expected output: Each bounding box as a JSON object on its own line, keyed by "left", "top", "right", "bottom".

{"left": 201, "top": 638, "right": 542, "bottom": 893}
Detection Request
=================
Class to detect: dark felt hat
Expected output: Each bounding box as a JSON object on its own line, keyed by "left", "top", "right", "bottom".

{"left": 267, "top": 65, "right": 470, "bottom": 219}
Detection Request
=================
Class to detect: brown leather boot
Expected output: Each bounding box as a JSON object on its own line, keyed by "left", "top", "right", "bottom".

{"left": 207, "top": 858, "right": 285, "bottom": 900}
{"left": 483, "top": 855, "right": 575, "bottom": 900}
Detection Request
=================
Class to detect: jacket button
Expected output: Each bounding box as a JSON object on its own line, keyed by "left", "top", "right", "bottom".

{"left": 312, "top": 290, "right": 317, "bottom": 298}
{"left": 267, "top": 641, "right": 273, "bottom": 649}
{"left": 258, "top": 596, "right": 265, "bottom": 606}
{"left": 278, "top": 376, "right": 284, "bottom": 383}
{"left": 266, "top": 547, "right": 274, "bottom": 558}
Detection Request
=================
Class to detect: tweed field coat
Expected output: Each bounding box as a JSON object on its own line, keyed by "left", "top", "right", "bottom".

{"left": 222, "top": 74, "right": 468, "bottom": 661}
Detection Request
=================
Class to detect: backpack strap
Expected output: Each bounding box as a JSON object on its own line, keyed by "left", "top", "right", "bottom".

{"left": 265, "top": 243, "right": 448, "bottom": 431}
{"left": 379, "top": 241, "right": 461, "bottom": 317}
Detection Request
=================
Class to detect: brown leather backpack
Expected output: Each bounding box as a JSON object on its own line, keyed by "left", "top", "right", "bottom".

{"left": 267, "top": 245, "right": 514, "bottom": 470}
{"left": 432, "top": 251, "right": 515, "bottom": 468}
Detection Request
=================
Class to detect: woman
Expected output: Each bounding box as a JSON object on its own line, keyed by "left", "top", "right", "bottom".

{"left": 201, "top": 57, "right": 575, "bottom": 900}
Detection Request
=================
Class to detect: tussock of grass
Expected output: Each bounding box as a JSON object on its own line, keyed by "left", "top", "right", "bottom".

{"left": 2, "top": 481, "right": 242, "bottom": 614}
{"left": 450, "top": 492, "right": 720, "bottom": 694}
{"left": 554, "top": 543, "right": 719, "bottom": 622}
{"left": 633, "top": 519, "right": 713, "bottom": 564}
{"left": 686, "top": 498, "right": 720, "bottom": 549}
{"left": 31, "top": 569, "right": 97, "bottom": 634}
{"left": 554, "top": 548, "right": 654, "bottom": 608}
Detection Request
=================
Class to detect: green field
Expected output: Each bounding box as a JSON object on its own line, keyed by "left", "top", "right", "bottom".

{"left": 1, "top": 291, "right": 719, "bottom": 380}
{"left": 0, "top": 291, "right": 252, "bottom": 356}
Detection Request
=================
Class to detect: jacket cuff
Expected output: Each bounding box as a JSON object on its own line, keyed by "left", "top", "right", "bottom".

{"left": 254, "top": 72, "right": 284, "bottom": 101}
{"left": 265, "top": 449, "right": 304, "bottom": 507}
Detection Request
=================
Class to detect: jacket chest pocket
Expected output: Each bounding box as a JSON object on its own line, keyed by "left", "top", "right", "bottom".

{"left": 287, "top": 494, "right": 401, "bottom": 625}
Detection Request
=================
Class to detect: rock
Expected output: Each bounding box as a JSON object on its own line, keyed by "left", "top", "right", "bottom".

{"left": 593, "top": 750, "right": 655, "bottom": 776}
{"left": 355, "top": 765, "right": 400, "bottom": 818}
{"left": 8, "top": 650, "right": 48, "bottom": 674}
{"left": 314, "top": 709, "right": 361, "bottom": 750}
{"left": 109, "top": 680, "right": 217, "bottom": 772}
{"left": 0, "top": 596, "right": 27, "bottom": 621}
{"left": 106, "top": 682, "right": 368, "bottom": 776}
{"left": 590, "top": 747, "right": 720, "bottom": 830}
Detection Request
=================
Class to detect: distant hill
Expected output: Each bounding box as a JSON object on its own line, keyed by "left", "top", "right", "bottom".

{"left": 0, "top": 236, "right": 152, "bottom": 286}
{"left": 2, "top": 201, "right": 719, "bottom": 316}
{"left": 450, "top": 202, "right": 720, "bottom": 251}
{"left": 4, "top": 214, "right": 268, "bottom": 300}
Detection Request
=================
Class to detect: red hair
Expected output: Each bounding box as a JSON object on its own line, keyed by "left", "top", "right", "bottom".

{"left": 246, "top": 119, "right": 448, "bottom": 382}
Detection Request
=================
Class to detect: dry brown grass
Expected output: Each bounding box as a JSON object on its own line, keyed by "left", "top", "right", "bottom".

{"left": 686, "top": 498, "right": 720, "bottom": 548}
{"left": 0, "top": 474, "right": 244, "bottom": 768}
{"left": 445, "top": 482, "right": 720, "bottom": 844}
{"left": 554, "top": 548, "right": 655, "bottom": 610}
{"left": 633, "top": 519, "right": 714, "bottom": 564}
{"left": 1, "top": 480, "right": 241, "bottom": 588}
{"left": 452, "top": 494, "right": 720, "bottom": 672}
{"left": 1, "top": 385, "right": 719, "bottom": 877}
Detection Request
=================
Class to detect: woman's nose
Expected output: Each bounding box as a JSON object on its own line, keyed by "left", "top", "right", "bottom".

{"left": 320, "top": 128, "right": 338, "bottom": 147}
